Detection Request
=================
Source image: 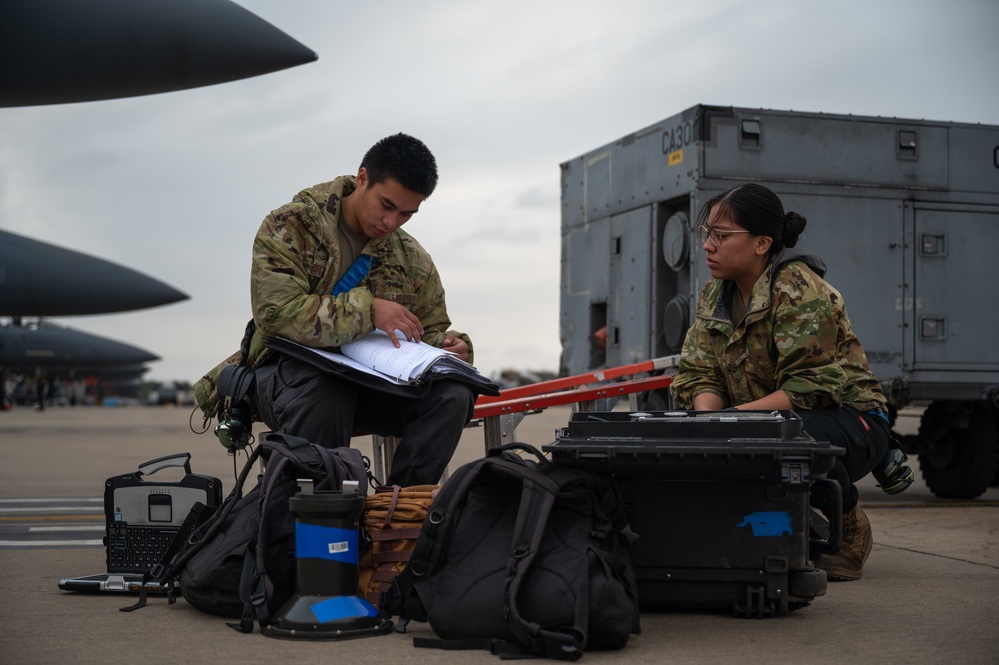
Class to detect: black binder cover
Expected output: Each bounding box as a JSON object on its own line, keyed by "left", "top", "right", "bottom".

{"left": 265, "top": 336, "right": 500, "bottom": 397}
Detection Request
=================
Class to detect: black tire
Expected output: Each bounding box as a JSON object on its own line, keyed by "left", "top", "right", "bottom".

{"left": 788, "top": 568, "right": 826, "bottom": 603}
{"left": 918, "top": 401, "right": 999, "bottom": 499}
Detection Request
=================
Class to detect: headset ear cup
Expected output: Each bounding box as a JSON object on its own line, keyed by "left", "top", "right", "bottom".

{"left": 214, "top": 365, "right": 256, "bottom": 451}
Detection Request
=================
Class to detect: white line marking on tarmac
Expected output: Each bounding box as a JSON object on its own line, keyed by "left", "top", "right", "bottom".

{"left": 0, "top": 540, "right": 103, "bottom": 547}
{"left": 0, "top": 507, "right": 102, "bottom": 513}
{"left": 0, "top": 498, "right": 102, "bottom": 503}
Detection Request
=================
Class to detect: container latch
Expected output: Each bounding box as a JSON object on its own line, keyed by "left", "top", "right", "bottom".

{"left": 781, "top": 461, "right": 809, "bottom": 484}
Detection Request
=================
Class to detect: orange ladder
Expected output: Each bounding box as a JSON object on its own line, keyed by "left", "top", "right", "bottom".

{"left": 370, "top": 355, "right": 679, "bottom": 482}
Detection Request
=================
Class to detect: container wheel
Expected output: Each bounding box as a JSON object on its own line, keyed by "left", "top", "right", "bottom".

{"left": 788, "top": 568, "right": 826, "bottom": 602}
{"left": 918, "top": 401, "right": 999, "bottom": 499}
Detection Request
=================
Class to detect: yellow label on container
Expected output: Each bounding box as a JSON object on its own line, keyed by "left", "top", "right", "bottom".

{"left": 668, "top": 150, "right": 683, "bottom": 166}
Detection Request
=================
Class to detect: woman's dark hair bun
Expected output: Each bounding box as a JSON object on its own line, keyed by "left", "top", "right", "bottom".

{"left": 782, "top": 211, "right": 807, "bottom": 248}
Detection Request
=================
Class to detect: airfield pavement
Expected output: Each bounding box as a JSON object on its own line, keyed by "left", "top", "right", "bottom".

{"left": 1, "top": 403, "right": 997, "bottom": 665}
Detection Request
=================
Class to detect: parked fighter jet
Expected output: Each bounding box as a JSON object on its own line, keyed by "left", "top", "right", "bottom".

{"left": 0, "top": 321, "right": 159, "bottom": 373}
{"left": 0, "top": 0, "right": 316, "bottom": 404}
{"left": 0, "top": 230, "right": 183, "bottom": 404}
{"left": 0, "top": 0, "right": 317, "bottom": 107}
{"left": 0, "top": 230, "right": 189, "bottom": 316}
{"left": 0, "top": 321, "right": 159, "bottom": 407}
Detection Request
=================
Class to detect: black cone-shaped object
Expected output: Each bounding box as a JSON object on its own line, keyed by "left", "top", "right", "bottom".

{"left": 263, "top": 487, "right": 393, "bottom": 640}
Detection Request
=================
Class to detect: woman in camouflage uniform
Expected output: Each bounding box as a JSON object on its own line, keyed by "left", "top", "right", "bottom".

{"left": 669, "top": 183, "right": 904, "bottom": 581}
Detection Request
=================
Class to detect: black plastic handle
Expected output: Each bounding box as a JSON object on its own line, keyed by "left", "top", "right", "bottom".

{"left": 136, "top": 452, "right": 193, "bottom": 477}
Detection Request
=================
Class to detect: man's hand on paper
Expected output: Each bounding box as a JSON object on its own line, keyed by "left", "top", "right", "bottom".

{"left": 373, "top": 298, "right": 424, "bottom": 347}
{"left": 443, "top": 334, "right": 469, "bottom": 362}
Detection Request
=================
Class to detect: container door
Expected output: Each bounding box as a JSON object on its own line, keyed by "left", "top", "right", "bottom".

{"left": 913, "top": 206, "right": 999, "bottom": 369}
{"left": 560, "top": 216, "right": 611, "bottom": 372}
{"left": 608, "top": 207, "right": 654, "bottom": 367}
{"left": 771, "top": 192, "right": 906, "bottom": 383}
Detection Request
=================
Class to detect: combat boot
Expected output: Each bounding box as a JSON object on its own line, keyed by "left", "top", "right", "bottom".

{"left": 816, "top": 500, "right": 872, "bottom": 581}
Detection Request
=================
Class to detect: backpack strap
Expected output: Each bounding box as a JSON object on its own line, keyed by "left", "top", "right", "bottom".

{"left": 229, "top": 455, "right": 291, "bottom": 633}
{"left": 229, "top": 547, "right": 262, "bottom": 634}
{"left": 477, "top": 446, "right": 592, "bottom": 659}
{"left": 503, "top": 477, "right": 586, "bottom": 661}
{"left": 118, "top": 500, "right": 212, "bottom": 612}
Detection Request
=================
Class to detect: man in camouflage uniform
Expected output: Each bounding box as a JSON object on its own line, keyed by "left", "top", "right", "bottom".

{"left": 194, "top": 133, "right": 475, "bottom": 486}
{"left": 670, "top": 183, "right": 906, "bottom": 581}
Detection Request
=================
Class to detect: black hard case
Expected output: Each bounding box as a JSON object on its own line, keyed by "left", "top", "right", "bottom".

{"left": 544, "top": 410, "right": 843, "bottom": 618}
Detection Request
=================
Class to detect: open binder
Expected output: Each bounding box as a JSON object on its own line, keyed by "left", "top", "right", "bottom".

{"left": 265, "top": 330, "right": 500, "bottom": 397}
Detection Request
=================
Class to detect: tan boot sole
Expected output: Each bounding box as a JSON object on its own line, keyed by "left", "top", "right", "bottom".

{"left": 818, "top": 530, "right": 873, "bottom": 582}
{"left": 823, "top": 565, "right": 863, "bottom": 582}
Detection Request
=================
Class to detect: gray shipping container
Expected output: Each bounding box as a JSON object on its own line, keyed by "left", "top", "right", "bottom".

{"left": 559, "top": 105, "right": 999, "bottom": 499}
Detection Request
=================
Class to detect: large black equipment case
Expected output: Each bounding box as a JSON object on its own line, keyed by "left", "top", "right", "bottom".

{"left": 543, "top": 410, "right": 844, "bottom": 618}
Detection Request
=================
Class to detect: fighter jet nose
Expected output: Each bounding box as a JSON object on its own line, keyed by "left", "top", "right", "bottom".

{"left": 0, "top": 0, "right": 318, "bottom": 107}
{"left": 0, "top": 230, "right": 188, "bottom": 316}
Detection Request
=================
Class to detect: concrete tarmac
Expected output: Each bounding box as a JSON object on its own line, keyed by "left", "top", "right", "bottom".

{"left": 1, "top": 404, "right": 997, "bottom": 665}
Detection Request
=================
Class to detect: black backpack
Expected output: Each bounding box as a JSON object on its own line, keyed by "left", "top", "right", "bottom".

{"left": 122, "top": 431, "right": 368, "bottom": 632}
{"left": 381, "top": 443, "right": 641, "bottom": 661}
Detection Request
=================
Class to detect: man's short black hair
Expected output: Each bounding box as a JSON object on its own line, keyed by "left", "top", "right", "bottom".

{"left": 360, "top": 133, "right": 438, "bottom": 198}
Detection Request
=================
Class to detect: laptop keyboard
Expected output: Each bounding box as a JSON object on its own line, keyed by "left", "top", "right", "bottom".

{"left": 106, "top": 523, "right": 178, "bottom": 573}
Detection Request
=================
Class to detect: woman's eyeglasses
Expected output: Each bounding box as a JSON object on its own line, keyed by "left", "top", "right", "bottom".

{"left": 696, "top": 224, "right": 752, "bottom": 247}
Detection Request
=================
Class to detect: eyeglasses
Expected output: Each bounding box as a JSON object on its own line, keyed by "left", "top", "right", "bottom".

{"left": 696, "top": 224, "right": 752, "bottom": 247}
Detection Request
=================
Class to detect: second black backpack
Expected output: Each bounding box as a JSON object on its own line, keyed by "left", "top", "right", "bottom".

{"left": 381, "top": 443, "right": 641, "bottom": 661}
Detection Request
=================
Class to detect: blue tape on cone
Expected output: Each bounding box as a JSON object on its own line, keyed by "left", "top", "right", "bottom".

{"left": 296, "top": 523, "right": 359, "bottom": 563}
{"left": 310, "top": 596, "right": 379, "bottom": 623}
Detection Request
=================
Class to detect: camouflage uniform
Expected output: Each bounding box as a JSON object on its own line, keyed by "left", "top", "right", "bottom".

{"left": 669, "top": 249, "right": 886, "bottom": 413}
{"left": 670, "top": 249, "right": 890, "bottom": 521}
{"left": 193, "top": 175, "right": 472, "bottom": 418}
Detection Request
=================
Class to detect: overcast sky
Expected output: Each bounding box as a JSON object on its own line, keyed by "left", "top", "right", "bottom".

{"left": 2, "top": 0, "right": 997, "bottom": 385}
